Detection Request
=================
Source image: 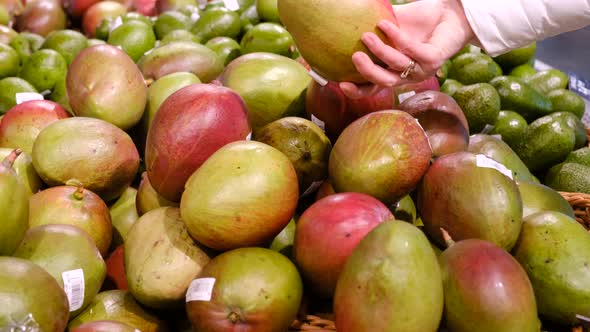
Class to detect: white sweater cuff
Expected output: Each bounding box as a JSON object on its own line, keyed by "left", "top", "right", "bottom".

{"left": 461, "top": 0, "right": 590, "bottom": 56}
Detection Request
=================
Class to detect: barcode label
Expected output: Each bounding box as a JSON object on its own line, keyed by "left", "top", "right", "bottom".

{"left": 476, "top": 154, "right": 513, "bottom": 180}
{"left": 15, "top": 92, "right": 43, "bottom": 104}
{"left": 397, "top": 91, "right": 416, "bottom": 104}
{"left": 110, "top": 16, "right": 123, "bottom": 33}
{"left": 62, "top": 268, "right": 85, "bottom": 311}
{"left": 311, "top": 115, "right": 325, "bottom": 131}
{"left": 223, "top": 0, "right": 239, "bottom": 10}
{"left": 308, "top": 69, "right": 328, "bottom": 86}
{"left": 186, "top": 278, "right": 215, "bottom": 302}
{"left": 246, "top": 131, "right": 252, "bottom": 140}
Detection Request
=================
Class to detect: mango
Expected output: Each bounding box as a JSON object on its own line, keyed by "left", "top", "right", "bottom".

{"left": 334, "top": 221, "right": 443, "bottom": 332}
{"left": 278, "top": 0, "right": 396, "bottom": 83}
{"left": 513, "top": 211, "right": 590, "bottom": 324}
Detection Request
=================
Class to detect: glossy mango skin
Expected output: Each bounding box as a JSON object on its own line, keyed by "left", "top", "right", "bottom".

{"left": 334, "top": 221, "right": 443, "bottom": 332}
{"left": 513, "top": 211, "right": 590, "bottom": 324}
{"left": 440, "top": 239, "right": 540, "bottom": 332}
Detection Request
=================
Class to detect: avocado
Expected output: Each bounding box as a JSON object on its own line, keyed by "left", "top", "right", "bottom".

{"left": 517, "top": 180, "right": 574, "bottom": 218}
{"left": 452, "top": 43, "right": 481, "bottom": 59}
{"left": 547, "top": 89, "right": 586, "bottom": 119}
{"left": 565, "top": 147, "right": 590, "bottom": 167}
{"left": 526, "top": 69, "right": 569, "bottom": 95}
{"left": 512, "top": 211, "right": 590, "bottom": 324}
{"left": 514, "top": 114, "right": 576, "bottom": 172}
{"left": 489, "top": 110, "right": 528, "bottom": 149}
{"left": 468, "top": 134, "right": 536, "bottom": 182}
{"left": 437, "top": 59, "right": 451, "bottom": 85}
{"left": 449, "top": 53, "right": 503, "bottom": 85}
{"left": 453, "top": 83, "right": 501, "bottom": 133}
{"left": 440, "top": 78, "right": 463, "bottom": 97}
{"left": 490, "top": 75, "right": 553, "bottom": 122}
{"left": 41, "top": 29, "right": 88, "bottom": 66}
{"left": 545, "top": 162, "right": 590, "bottom": 194}
{"left": 493, "top": 42, "right": 536, "bottom": 71}
{"left": 508, "top": 63, "right": 537, "bottom": 81}
{"left": 549, "top": 111, "right": 587, "bottom": 149}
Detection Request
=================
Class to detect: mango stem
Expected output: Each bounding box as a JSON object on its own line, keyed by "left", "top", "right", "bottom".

{"left": 440, "top": 228, "right": 455, "bottom": 248}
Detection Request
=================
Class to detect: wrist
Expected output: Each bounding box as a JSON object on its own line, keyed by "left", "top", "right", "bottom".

{"left": 451, "top": 0, "right": 476, "bottom": 46}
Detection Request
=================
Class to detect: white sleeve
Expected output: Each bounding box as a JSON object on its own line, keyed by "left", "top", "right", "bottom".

{"left": 460, "top": 0, "right": 590, "bottom": 56}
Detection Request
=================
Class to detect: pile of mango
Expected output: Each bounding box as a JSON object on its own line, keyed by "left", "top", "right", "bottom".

{"left": 438, "top": 42, "right": 590, "bottom": 194}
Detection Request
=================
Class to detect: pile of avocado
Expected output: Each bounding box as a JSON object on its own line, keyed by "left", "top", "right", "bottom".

{"left": 438, "top": 42, "right": 590, "bottom": 194}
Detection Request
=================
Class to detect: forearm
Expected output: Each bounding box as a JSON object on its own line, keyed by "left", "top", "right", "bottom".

{"left": 461, "top": 0, "right": 590, "bottom": 56}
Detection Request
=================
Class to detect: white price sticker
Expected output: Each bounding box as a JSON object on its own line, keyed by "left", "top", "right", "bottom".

{"left": 110, "top": 16, "right": 123, "bottom": 33}
{"left": 476, "top": 154, "right": 513, "bottom": 180}
{"left": 397, "top": 91, "right": 416, "bottom": 104}
{"left": 223, "top": 0, "right": 240, "bottom": 10}
{"left": 186, "top": 278, "right": 216, "bottom": 302}
{"left": 246, "top": 131, "right": 252, "bottom": 141}
{"left": 491, "top": 134, "right": 502, "bottom": 140}
{"left": 15, "top": 92, "right": 44, "bottom": 104}
{"left": 308, "top": 69, "right": 328, "bottom": 87}
{"left": 62, "top": 268, "right": 85, "bottom": 311}
{"left": 311, "top": 115, "right": 325, "bottom": 131}
{"left": 301, "top": 180, "right": 323, "bottom": 198}
{"left": 191, "top": 12, "right": 201, "bottom": 22}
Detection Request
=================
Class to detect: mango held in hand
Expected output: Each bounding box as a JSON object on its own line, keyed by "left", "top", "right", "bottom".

{"left": 440, "top": 238, "right": 540, "bottom": 332}
{"left": 513, "top": 211, "right": 590, "bottom": 324}
{"left": 418, "top": 151, "right": 523, "bottom": 251}
{"left": 329, "top": 110, "right": 431, "bottom": 204}
{"left": 67, "top": 44, "right": 147, "bottom": 130}
{"left": 278, "top": 0, "right": 395, "bottom": 83}
{"left": 180, "top": 141, "right": 299, "bottom": 251}
{"left": 334, "top": 221, "right": 443, "bottom": 332}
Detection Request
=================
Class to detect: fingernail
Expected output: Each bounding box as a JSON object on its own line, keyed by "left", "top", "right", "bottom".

{"left": 378, "top": 20, "right": 391, "bottom": 29}
{"left": 361, "top": 33, "right": 375, "bottom": 45}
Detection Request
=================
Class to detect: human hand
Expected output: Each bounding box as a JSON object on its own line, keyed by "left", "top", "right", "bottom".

{"left": 340, "top": 0, "right": 476, "bottom": 99}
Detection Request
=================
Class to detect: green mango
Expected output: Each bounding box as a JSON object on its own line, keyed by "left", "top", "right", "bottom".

{"left": 191, "top": 6, "right": 241, "bottom": 43}
{"left": 513, "top": 211, "right": 590, "bottom": 324}
{"left": 109, "top": 186, "right": 139, "bottom": 247}
{"left": 41, "top": 29, "right": 88, "bottom": 65}
{"left": 0, "top": 77, "right": 37, "bottom": 114}
{"left": 204, "top": 36, "right": 241, "bottom": 65}
{"left": 0, "top": 42, "right": 18, "bottom": 78}
{"left": 467, "top": 134, "right": 536, "bottom": 182}
{"left": 333, "top": 221, "right": 443, "bottom": 331}
{"left": 517, "top": 180, "right": 574, "bottom": 218}
{"left": 108, "top": 20, "right": 156, "bottom": 62}
{"left": 138, "top": 41, "right": 223, "bottom": 83}
{"left": 240, "top": 22, "right": 294, "bottom": 57}
{"left": 18, "top": 48, "right": 67, "bottom": 92}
